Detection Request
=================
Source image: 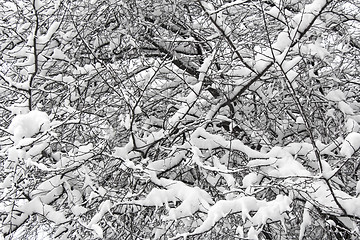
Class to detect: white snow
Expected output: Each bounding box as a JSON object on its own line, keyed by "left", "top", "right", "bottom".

{"left": 186, "top": 82, "right": 202, "bottom": 104}
{"left": 251, "top": 194, "right": 292, "bottom": 228}
{"left": 5, "top": 146, "right": 20, "bottom": 170}
{"left": 201, "top": 2, "right": 232, "bottom": 36}
{"left": 286, "top": 70, "right": 299, "bottom": 82}
{"left": 338, "top": 101, "right": 354, "bottom": 115}
{"left": 282, "top": 56, "right": 302, "bottom": 72}
{"left": 198, "top": 54, "right": 212, "bottom": 73}
{"left": 134, "top": 180, "right": 213, "bottom": 220}
{"left": 321, "top": 159, "right": 338, "bottom": 180}
{"left": 30, "top": 175, "right": 63, "bottom": 199}
{"left": 208, "top": 0, "right": 248, "bottom": 14}
{"left": 296, "top": 116, "right": 305, "bottom": 124}
{"left": 4, "top": 2, "right": 17, "bottom": 11}
{"left": 325, "top": 89, "right": 346, "bottom": 102}
{"left": 0, "top": 174, "right": 13, "bottom": 188}
{"left": 191, "top": 194, "right": 291, "bottom": 236}
{"left": 293, "top": 0, "right": 327, "bottom": 32}
{"left": 34, "top": 0, "right": 44, "bottom": 10}
{"left": 267, "top": 7, "right": 287, "bottom": 23}
{"left": 254, "top": 49, "right": 273, "bottom": 73}
{"left": 228, "top": 66, "right": 253, "bottom": 77}
{"left": 283, "top": 142, "right": 314, "bottom": 156}
{"left": 340, "top": 132, "right": 360, "bottom": 157}
{"left": 213, "top": 156, "right": 236, "bottom": 189}
{"left": 52, "top": 47, "right": 69, "bottom": 61}
{"left": 8, "top": 110, "right": 50, "bottom": 144}
{"left": 191, "top": 127, "right": 267, "bottom": 158}
{"left": 38, "top": 21, "right": 60, "bottom": 45}
{"left": 4, "top": 0, "right": 360, "bottom": 238}
{"left": 236, "top": 225, "right": 244, "bottom": 238}
{"left": 242, "top": 172, "right": 262, "bottom": 194}
{"left": 72, "top": 205, "right": 88, "bottom": 216}
{"left": 76, "top": 143, "right": 94, "bottom": 162}
{"left": 134, "top": 106, "right": 142, "bottom": 114}
{"left": 88, "top": 200, "right": 112, "bottom": 226}
{"left": 345, "top": 118, "right": 359, "bottom": 133}
{"left": 246, "top": 147, "right": 360, "bottom": 223}
{"left": 123, "top": 114, "right": 131, "bottom": 130}
{"left": 14, "top": 54, "right": 34, "bottom": 68}
{"left": 2, "top": 194, "right": 68, "bottom": 235}
{"left": 25, "top": 158, "right": 50, "bottom": 171}
{"left": 248, "top": 157, "right": 311, "bottom": 178}
{"left": 167, "top": 105, "right": 189, "bottom": 128}
{"left": 192, "top": 196, "right": 260, "bottom": 234}
{"left": 145, "top": 151, "right": 185, "bottom": 183}
{"left": 299, "top": 202, "right": 312, "bottom": 240}
{"left": 356, "top": 180, "right": 360, "bottom": 197}
{"left": 18, "top": 23, "right": 31, "bottom": 34}
{"left": 247, "top": 226, "right": 259, "bottom": 240}
{"left": 62, "top": 75, "right": 75, "bottom": 83}
{"left": 21, "top": 197, "right": 67, "bottom": 223}
{"left": 144, "top": 129, "right": 164, "bottom": 144}
{"left": 300, "top": 41, "right": 330, "bottom": 60}
{"left": 273, "top": 32, "right": 293, "bottom": 52}
{"left": 90, "top": 224, "right": 103, "bottom": 238}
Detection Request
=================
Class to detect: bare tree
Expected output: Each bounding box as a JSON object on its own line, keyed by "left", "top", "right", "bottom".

{"left": 1, "top": 0, "right": 360, "bottom": 239}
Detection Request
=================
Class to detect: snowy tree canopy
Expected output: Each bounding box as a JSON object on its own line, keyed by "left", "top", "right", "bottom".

{"left": 1, "top": 0, "right": 360, "bottom": 239}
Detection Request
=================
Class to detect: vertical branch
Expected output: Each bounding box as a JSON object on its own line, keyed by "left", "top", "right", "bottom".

{"left": 29, "top": 0, "right": 40, "bottom": 111}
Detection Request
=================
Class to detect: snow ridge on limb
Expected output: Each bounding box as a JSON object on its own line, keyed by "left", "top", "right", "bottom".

{"left": 171, "top": 194, "right": 292, "bottom": 239}
{"left": 166, "top": 130, "right": 360, "bottom": 239}
{"left": 207, "top": 0, "right": 332, "bottom": 119}
{"left": 1, "top": 175, "right": 66, "bottom": 235}
{"left": 190, "top": 127, "right": 267, "bottom": 158}
{"left": 131, "top": 179, "right": 214, "bottom": 221}
{"left": 247, "top": 155, "right": 360, "bottom": 228}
